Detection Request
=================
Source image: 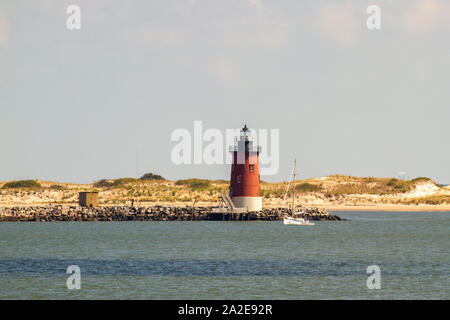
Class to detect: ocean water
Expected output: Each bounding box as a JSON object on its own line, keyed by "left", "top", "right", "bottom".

{"left": 0, "top": 211, "right": 448, "bottom": 299}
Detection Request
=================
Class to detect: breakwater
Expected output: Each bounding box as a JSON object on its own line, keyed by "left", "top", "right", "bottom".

{"left": 0, "top": 205, "right": 344, "bottom": 222}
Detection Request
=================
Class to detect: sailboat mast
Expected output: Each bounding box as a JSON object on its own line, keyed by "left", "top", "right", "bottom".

{"left": 292, "top": 159, "right": 296, "bottom": 213}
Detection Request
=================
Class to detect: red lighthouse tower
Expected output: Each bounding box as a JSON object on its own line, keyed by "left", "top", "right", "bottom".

{"left": 229, "top": 125, "right": 262, "bottom": 211}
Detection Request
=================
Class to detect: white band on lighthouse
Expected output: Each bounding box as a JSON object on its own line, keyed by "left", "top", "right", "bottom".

{"left": 231, "top": 196, "right": 262, "bottom": 212}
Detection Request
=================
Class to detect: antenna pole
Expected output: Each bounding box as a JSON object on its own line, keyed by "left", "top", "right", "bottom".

{"left": 135, "top": 147, "right": 139, "bottom": 179}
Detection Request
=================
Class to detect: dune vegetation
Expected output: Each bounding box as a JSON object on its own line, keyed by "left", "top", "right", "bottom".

{"left": 0, "top": 174, "right": 448, "bottom": 207}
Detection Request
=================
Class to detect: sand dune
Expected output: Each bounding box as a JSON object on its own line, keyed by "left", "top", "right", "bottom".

{"left": 0, "top": 176, "right": 448, "bottom": 211}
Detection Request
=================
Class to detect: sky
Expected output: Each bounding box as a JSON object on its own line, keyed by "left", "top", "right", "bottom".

{"left": 0, "top": 0, "right": 449, "bottom": 184}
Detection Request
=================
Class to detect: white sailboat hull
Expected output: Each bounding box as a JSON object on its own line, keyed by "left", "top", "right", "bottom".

{"left": 283, "top": 216, "right": 315, "bottom": 226}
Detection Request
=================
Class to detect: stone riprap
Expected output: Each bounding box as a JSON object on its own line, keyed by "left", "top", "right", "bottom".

{"left": 0, "top": 205, "right": 345, "bottom": 222}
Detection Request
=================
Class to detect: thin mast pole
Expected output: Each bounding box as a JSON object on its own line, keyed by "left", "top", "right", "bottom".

{"left": 292, "top": 159, "right": 296, "bottom": 214}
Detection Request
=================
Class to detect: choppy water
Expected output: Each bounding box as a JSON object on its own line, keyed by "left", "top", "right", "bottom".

{"left": 0, "top": 211, "right": 448, "bottom": 299}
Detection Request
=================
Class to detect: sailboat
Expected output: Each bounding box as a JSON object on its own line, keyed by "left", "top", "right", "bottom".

{"left": 283, "top": 159, "right": 315, "bottom": 226}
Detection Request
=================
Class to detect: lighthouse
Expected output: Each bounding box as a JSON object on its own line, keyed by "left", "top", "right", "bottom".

{"left": 229, "top": 125, "right": 262, "bottom": 211}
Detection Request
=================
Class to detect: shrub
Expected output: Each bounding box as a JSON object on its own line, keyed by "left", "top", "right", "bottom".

{"left": 295, "top": 183, "right": 321, "bottom": 193}
{"left": 49, "top": 184, "right": 65, "bottom": 190}
{"left": 140, "top": 173, "right": 165, "bottom": 180}
{"left": 387, "top": 178, "right": 398, "bottom": 186}
{"left": 2, "top": 180, "right": 42, "bottom": 189}
{"left": 410, "top": 177, "right": 430, "bottom": 183}
{"left": 403, "top": 195, "right": 449, "bottom": 205}
{"left": 213, "top": 179, "right": 229, "bottom": 184}
{"left": 112, "top": 178, "right": 138, "bottom": 186}
{"left": 274, "top": 189, "right": 285, "bottom": 198}
{"left": 176, "top": 179, "right": 211, "bottom": 191}
{"left": 260, "top": 189, "right": 284, "bottom": 198}
{"left": 93, "top": 178, "right": 138, "bottom": 188}
{"left": 93, "top": 179, "right": 114, "bottom": 188}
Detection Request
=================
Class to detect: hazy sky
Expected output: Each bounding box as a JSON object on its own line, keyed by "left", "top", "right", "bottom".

{"left": 1, "top": 0, "right": 449, "bottom": 183}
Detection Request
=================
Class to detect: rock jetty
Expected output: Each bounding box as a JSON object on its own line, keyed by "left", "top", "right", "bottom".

{"left": 0, "top": 205, "right": 345, "bottom": 222}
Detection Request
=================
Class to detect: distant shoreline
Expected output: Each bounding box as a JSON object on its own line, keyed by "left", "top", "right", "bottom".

{"left": 262, "top": 203, "right": 450, "bottom": 212}
{"left": 325, "top": 205, "right": 450, "bottom": 212}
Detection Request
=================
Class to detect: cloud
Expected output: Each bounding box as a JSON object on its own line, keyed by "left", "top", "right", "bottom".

{"left": 187, "top": 0, "right": 197, "bottom": 9}
{"left": 225, "top": 17, "right": 292, "bottom": 48}
{"left": 131, "top": 24, "right": 187, "bottom": 48}
{"left": 399, "top": 0, "right": 447, "bottom": 33}
{"left": 247, "top": 0, "right": 263, "bottom": 12}
{"left": 315, "top": 2, "right": 358, "bottom": 45}
{"left": 210, "top": 56, "right": 239, "bottom": 85}
{"left": 126, "top": 1, "right": 291, "bottom": 51}
{"left": 0, "top": 14, "right": 9, "bottom": 47}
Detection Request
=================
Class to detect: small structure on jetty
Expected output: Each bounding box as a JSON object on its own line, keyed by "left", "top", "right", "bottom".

{"left": 79, "top": 191, "right": 99, "bottom": 207}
